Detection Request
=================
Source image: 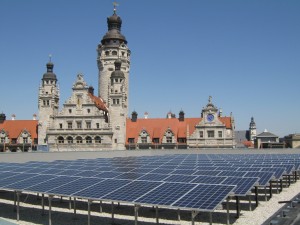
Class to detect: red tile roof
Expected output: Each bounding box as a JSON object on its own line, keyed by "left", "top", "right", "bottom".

{"left": 126, "top": 117, "right": 232, "bottom": 144}
{"left": 0, "top": 120, "right": 38, "bottom": 139}
{"left": 88, "top": 93, "right": 108, "bottom": 112}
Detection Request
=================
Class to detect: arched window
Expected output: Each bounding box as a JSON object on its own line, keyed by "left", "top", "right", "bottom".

{"left": 112, "top": 51, "right": 117, "bottom": 56}
{"left": 57, "top": 136, "right": 64, "bottom": 144}
{"left": 163, "top": 128, "right": 174, "bottom": 143}
{"left": 76, "top": 136, "right": 83, "bottom": 144}
{"left": 95, "top": 136, "right": 102, "bottom": 143}
{"left": 139, "top": 130, "right": 149, "bottom": 143}
{"left": 67, "top": 136, "right": 73, "bottom": 144}
{"left": 86, "top": 136, "right": 92, "bottom": 144}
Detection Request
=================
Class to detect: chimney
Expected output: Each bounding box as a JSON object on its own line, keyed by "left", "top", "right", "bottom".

{"left": 179, "top": 110, "right": 185, "bottom": 122}
{"left": 11, "top": 114, "right": 16, "bottom": 120}
{"left": 167, "top": 111, "right": 172, "bottom": 119}
{"left": 33, "top": 114, "right": 37, "bottom": 120}
{"left": 144, "top": 112, "right": 148, "bottom": 119}
{"left": 88, "top": 86, "right": 94, "bottom": 95}
{"left": 131, "top": 111, "right": 138, "bottom": 122}
{"left": 0, "top": 113, "right": 6, "bottom": 123}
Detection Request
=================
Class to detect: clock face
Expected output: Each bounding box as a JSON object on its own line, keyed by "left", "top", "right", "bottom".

{"left": 207, "top": 114, "right": 214, "bottom": 122}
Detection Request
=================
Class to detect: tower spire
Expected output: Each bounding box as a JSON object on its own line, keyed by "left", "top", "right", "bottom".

{"left": 113, "top": 2, "right": 119, "bottom": 14}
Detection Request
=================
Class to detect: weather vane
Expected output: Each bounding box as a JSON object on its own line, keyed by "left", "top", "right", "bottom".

{"left": 49, "top": 54, "right": 52, "bottom": 62}
{"left": 113, "top": 1, "right": 119, "bottom": 13}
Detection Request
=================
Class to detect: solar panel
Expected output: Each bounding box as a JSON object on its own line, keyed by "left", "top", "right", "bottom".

{"left": 244, "top": 171, "right": 274, "bottom": 186}
{"left": 192, "top": 170, "right": 221, "bottom": 176}
{"left": 4, "top": 174, "right": 57, "bottom": 191}
{"left": 134, "top": 182, "right": 197, "bottom": 206}
{"left": 94, "top": 171, "right": 123, "bottom": 179}
{"left": 171, "top": 169, "right": 197, "bottom": 175}
{"left": 114, "top": 172, "right": 145, "bottom": 180}
{"left": 221, "top": 177, "right": 259, "bottom": 196}
{"left": 103, "top": 180, "right": 162, "bottom": 202}
{"left": 138, "top": 173, "right": 170, "bottom": 182}
{"left": 163, "top": 174, "right": 198, "bottom": 183}
{"left": 75, "top": 171, "right": 102, "bottom": 177}
{"left": 151, "top": 168, "right": 173, "bottom": 175}
{"left": 72, "top": 179, "right": 131, "bottom": 200}
{"left": 172, "top": 184, "right": 235, "bottom": 211}
{"left": 27, "top": 175, "right": 78, "bottom": 193}
{"left": 0, "top": 173, "right": 36, "bottom": 188}
{"left": 218, "top": 171, "right": 246, "bottom": 177}
{"left": 191, "top": 175, "right": 227, "bottom": 184}
{"left": 48, "top": 177, "right": 104, "bottom": 196}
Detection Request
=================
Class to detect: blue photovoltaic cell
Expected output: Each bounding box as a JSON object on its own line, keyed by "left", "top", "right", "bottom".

{"left": 103, "top": 180, "right": 161, "bottom": 202}
{"left": 0, "top": 173, "right": 35, "bottom": 188}
{"left": 138, "top": 173, "right": 170, "bottom": 182}
{"left": 130, "top": 168, "right": 154, "bottom": 174}
{"left": 135, "top": 182, "right": 196, "bottom": 206}
{"left": 56, "top": 169, "right": 82, "bottom": 176}
{"left": 244, "top": 172, "right": 274, "bottom": 186}
{"left": 0, "top": 172, "right": 20, "bottom": 180}
{"left": 191, "top": 175, "right": 227, "bottom": 184}
{"left": 237, "top": 167, "right": 261, "bottom": 172}
{"left": 192, "top": 170, "right": 221, "bottom": 176}
{"left": 218, "top": 171, "right": 246, "bottom": 177}
{"left": 94, "top": 171, "right": 123, "bottom": 179}
{"left": 24, "top": 168, "right": 53, "bottom": 174}
{"left": 27, "top": 176, "right": 78, "bottom": 193}
{"left": 75, "top": 171, "right": 102, "bottom": 177}
{"left": 4, "top": 174, "right": 57, "bottom": 190}
{"left": 163, "top": 174, "right": 198, "bottom": 183}
{"left": 73, "top": 179, "right": 131, "bottom": 199}
{"left": 260, "top": 168, "right": 285, "bottom": 180}
{"left": 171, "top": 169, "right": 197, "bottom": 175}
{"left": 38, "top": 168, "right": 66, "bottom": 175}
{"left": 114, "top": 172, "right": 144, "bottom": 180}
{"left": 172, "top": 184, "right": 235, "bottom": 211}
{"left": 114, "top": 167, "right": 135, "bottom": 172}
{"left": 221, "top": 177, "right": 258, "bottom": 196}
{"left": 48, "top": 177, "right": 104, "bottom": 196}
{"left": 196, "top": 166, "right": 217, "bottom": 171}
{"left": 151, "top": 168, "right": 173, "bottom": 175}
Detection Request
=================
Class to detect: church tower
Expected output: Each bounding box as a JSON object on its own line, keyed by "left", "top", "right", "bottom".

{"left": 249, "top": 117, "right": 257, "bottom": 142}
{"left": 97, "top": 6, "right": 130, "bottom": 115}
{"left": 38, "top": 60, "right": 59, "bottom": 146}
{"left": 108, "top": 59, "right": 127, "bottom": 149}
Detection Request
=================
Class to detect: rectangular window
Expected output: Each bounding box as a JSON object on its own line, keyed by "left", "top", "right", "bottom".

{"left": 0, "top": 137, "right": 5, "bottom": 143}
{"left": 113, "top": 99, "right": 116, "bottom": 104}
{"left": 77, "top": 122, "right": 82, "bottom": 129}
{"left": 141, "top": 137, "right": 147, "bottom": 143}
{"left": 59, "top": 123, "right": 62, "bottom": 129}
{"left": 207, "top": 130, "right": 215, "bottom": 138}
{"left": 86, "top": 122, "right": 91, "bottom": 129}
{"left": 177, "top": 138, "right": 186, "bottom": 143}
{"left": 23, "top": 138, "right": 28, "bottom": 143}
{"left": 128, "top": 138, "right": 135, "bottom": 143}
{"left": 34, "top": 138, "right": 38, "bottom": 144}
{"left": 218, "top": 131, "right": 222, "bottom": 138}
{"left": 199, "top": 131, "right": 204, "bottom": 138}
{"left": 166, "top": 137, "right": 172, "bottom": 143}
{"left": 46, "top": 100, "right": 50, "bottom": 106}
{"left": 153, "top": 138, "right": 159, "bottom": 143}
{"left": 67, "top": 122, "right": 72, "bottom": 129}
{"left": 12, "top": 139, "right": 17, "bottom": 144}
{"left": 96, "top": 123, "right": 100, "bottom": 129}
{"left": 69, "top": 109, "right": 72, "bottom": 114}
{"left": 114, "top": 139, "right": 117, "bottom": 143}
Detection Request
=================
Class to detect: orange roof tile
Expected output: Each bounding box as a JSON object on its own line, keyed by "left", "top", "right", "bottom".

{"left": 126, "top": 117, "right": 232, "bottom": 144}
{"left": 88, "top": 93, "right": 108, "bottom": 112}
{"left": 0, "top": 120, "right": 38, "bottom": 139}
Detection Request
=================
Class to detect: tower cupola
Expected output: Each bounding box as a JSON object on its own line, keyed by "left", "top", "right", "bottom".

{"left": 101, "top": 7, "right": 127, "bottom": 45}
{"left": 42, "top": 61, "right": 57, "bottom": 81}
{"left": 111, "top": 59, "right": 125, "bottom": 78}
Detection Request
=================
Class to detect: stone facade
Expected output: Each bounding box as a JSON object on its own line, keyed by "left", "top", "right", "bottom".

{"left": 187, "top": 97, "right": 236, "bottom": 148}
{"left": 46, "top": 74, "right": 112, "bottom": 151}
{"left": 284, "top": 134, "right": 300, "bottom": 148}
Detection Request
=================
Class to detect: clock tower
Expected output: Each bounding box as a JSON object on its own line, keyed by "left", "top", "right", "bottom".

{"left": 97, "top": 6, "right": 130, "bottom": 117}
{"left": 38, "top": 60, "right": 60, "bottom": 147}
{"left": 249, "top": 117, "right": 257, "bottom": 142}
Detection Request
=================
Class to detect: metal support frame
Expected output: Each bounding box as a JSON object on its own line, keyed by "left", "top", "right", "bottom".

{"left": 112, "top": 201, "right": 115, "bottom": 224}
{"left": 255, "top": 186, "right": 259, "bottom": 207}
{"left": 226, "top": 197, "right": 230, "bottom": 225}
{"left": 295, "top": 171, "right": 298, "bottom": 182}
{"left": 280, "top": 179, "right": 283, "bottom": 192}
{"left": 264, "top": 187, "right": 267, "bottom": 201}
{"left": 16, "top": 191, "right": 21, "bottom": 221}
{"left": 269, "top": 181, "right": 273, "bottom": 198}
{"left": 73, "top": 197, "right": 77, "bottom": 219}
{"left": 288, "top": 175, "right": 291, "bottom": 186}
{"left": 155, "top": 206, "right": 159, "bottom": 224}
{"left": 248, "top": 195, "right": 252, "bottom": 211}
{"left": 209, "top": 212, "right": 213, "bottom": 225}
{"left": 235, "top": 196, "right": 240, "bottom": 218}
{"left": 276, "top": 180, "right": 279, "bottom": 194}
{"left": 99, "top": 200, "right": 102, "bottom": 213}
{"left": 13, "top": 191, "right": 17, "bottom": 212}
{"left": 48, "top": 195, "right": 54, "bottom": 225}
{"left": 88, "top": 199, "right": 92, "bottom": 225}
{"left": 177, "top": 208, "right": 181, "bottom": 221}
{"left": 41, "top": 193, "right": 45, "bottom": 215}
{"left": 191, "top": 210, "right": 199, "bottom": 225}
{"left": 69, "top": 197, "right": 72, "bottom": 210}
{"left": 134, "top": 204, "right": 140, "bottom": 225}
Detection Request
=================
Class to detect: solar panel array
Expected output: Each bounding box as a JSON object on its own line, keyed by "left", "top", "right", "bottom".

{"left": 0, "top": 153, "right": 300, "bottom": 212}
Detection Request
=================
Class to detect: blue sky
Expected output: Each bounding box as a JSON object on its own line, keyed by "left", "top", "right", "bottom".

{"left": 0, "top": 0, "right": 299, "bottom": 137}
